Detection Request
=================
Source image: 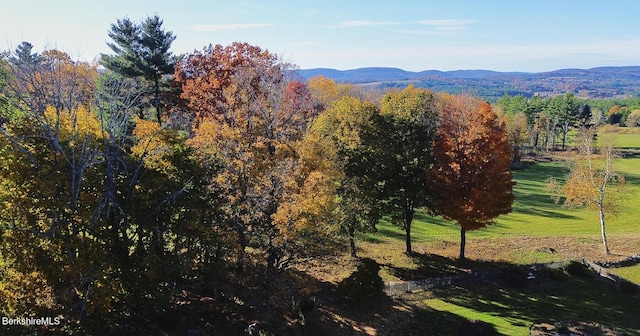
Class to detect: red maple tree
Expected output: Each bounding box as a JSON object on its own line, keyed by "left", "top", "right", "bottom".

{"left": 432, "top": 94, "right": 514, "bottom": 260}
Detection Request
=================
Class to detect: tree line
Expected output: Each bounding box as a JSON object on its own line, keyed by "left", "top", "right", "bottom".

{"left": 496, "top": 92, "right": 630, "bottom": 256}
{"left": 496, "top": 93, "right": 640, "bottom": 167}
{"left": 0, "top": 16, "right": 513, "bottom": 334}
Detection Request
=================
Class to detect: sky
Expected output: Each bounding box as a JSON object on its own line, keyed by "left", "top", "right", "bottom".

{"left": 2, "top": 0, "right": 639, "bottom": 72}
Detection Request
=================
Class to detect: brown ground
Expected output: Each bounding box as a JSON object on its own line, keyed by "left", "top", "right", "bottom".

{"left": 288, "top": 235, "right": 640, "bottom": 335}
{"left": 296, "top": 234, "right": 640, "bottom": 284}
{"left": 530, "top": 321, "right": 621, "bottom": 336}
{"left": 432, "top": 235, "right": 640, "bottom": 264}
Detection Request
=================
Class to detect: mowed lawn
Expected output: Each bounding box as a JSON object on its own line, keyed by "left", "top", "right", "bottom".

{"left": 354, "top": 133, "right": 640, "bottom": 336}
{"left": 360, "top": 128, "right": 640, "bottom": 283}
{"left": 610, "top": 126, "right": 640, "bottom": 149}
{"left": 365, "top": 156, "right": 640, "bottom": 266}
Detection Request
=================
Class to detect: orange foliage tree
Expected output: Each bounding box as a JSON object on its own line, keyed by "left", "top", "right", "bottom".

{"left": 432, "top": 94, "right": 514, "bottom": 260}
{"left": 176, "top": 42, "right": 337, "bottom": 319}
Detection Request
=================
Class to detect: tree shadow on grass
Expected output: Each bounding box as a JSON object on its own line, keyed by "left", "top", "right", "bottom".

{"left": 511, "top": 163, "right": 582, "bottom": 219}
{"left": 383, "top": 252, "right": 511, "bottom": 281}
{"left": 430, "top": 272, "right": 640, "bottom": 335}
{"left": 299, "top": 257, "right": 474, "bottom": 336}
{"left": 621, "top": 171, "right": 640, "bottom": 185}
{"left": 373, "top": 225, "right": 407, "bottom": 242}
{"left": 297, "top": 253, "right": 640, "bottom": 336}
{"left": 511, "top": 187, "right": 580, "bottom": 220}
{"left": 301, "top": 288, "right": 470, "bottom": 336}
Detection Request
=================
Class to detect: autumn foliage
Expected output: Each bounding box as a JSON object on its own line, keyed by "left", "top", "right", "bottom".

{"left": 547, "top": 128, "right": 625, "bottom": 255}
{"left": 432, "top": 94, "right": 514, "bottom": 259}
{"left": 1, "top": 29, "right": 519, "bottom": 334}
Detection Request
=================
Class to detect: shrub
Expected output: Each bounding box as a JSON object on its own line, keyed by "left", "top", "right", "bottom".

{"left": 501, "top": 265, "right": 527, "bottom": 288}
{"left": 538, "top": 267, "right": 569, "bottom": 281}
{"left": 598, "top": 124, "right": 618, "bottom": 134}
{"left": 337, "top": 258, "right": 385, "bottom": 301}
{"left": 457, "top": 319, "right": 498, "bottom": 336}
{"left": 556, "top": 325, "right": 571, "bottom": 334}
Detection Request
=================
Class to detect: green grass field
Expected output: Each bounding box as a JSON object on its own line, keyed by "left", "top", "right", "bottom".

{"left": 355, "top": 141, "right": 640, "bottom": 335}
{"left": 610, "top": 126, "right": 640, "bottom": 149}
{"left": 425, "top": 273, "right": 640, "bottom": 335}
{"left": 358, "top": 152, "right": 640, "bottom": 292}
{"left": 365, "top": 156, "right": 640, "bottom": 265}
{"left": 611, "top": 265, "right": 640, "bottom": 284}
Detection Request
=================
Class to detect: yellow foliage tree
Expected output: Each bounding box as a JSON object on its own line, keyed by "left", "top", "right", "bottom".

{"left": 177, "top": 44, "right": 340, "bottom": 320}
{"left": 548, "top": 128, "right": 625, "bottom": 255}
{"left": 307, "top": 75, "right": 354, "bottom": 110}
{"left": 496, "top": 109, "right": 530, "bottom": 167}
{"left": 0, "top": 104, "right": 107, "bottom": 320}
{"left": 309, "top": 96, "right": 381, "bottom": 257}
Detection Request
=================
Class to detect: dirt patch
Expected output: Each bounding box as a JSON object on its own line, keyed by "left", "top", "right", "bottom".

{"left": 294, "top": 235, "right": 640, "bottom": 285}
{"left": 428, "top": 235, "right": 640, "bottom": 265}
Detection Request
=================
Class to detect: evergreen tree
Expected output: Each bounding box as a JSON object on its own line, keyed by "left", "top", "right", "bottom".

{"left": 101, "top": 15, "right": 177, "bottom": 124}
{"left": 9, "top": 41, "right": 42, "bottom": 65}
{"left": 578, "top": 103, "right": 593, "bottom": 128}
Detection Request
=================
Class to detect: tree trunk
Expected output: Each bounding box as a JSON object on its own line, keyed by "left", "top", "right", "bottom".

{"left": 404, "top": 205, "right": 415, "bottom": 254}
{"left": 405, "top": 222, "right": 412, "bottom": 254}
{"left": 562, "top": 121, "right": 569, "bottom": 149}
{"left": 263, "top": 242, "right": 279, "bottom": 325}
{"left": 348, "top": 224, "right": 358, "bottom": 258}
{"left": 598, "top": 202, "right": 610, "bottom": 255}
{"left": 459, "top": 227, "right": 466, "bottom": 260}
{"left": 154, "top": 77, "right": 162, "bottom": 125}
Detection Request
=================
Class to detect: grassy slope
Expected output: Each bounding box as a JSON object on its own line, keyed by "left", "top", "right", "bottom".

{"left": 364, "top": 157, "right": 640, "bottom": 266}
{"left": 344, "top": 140, "right": 640, "bottom": 335}
{"left": 611, "top": 126, "right": 640, "bottom": 149}
{"left": 425, "top": 274, "right": 640, "bottom": 335}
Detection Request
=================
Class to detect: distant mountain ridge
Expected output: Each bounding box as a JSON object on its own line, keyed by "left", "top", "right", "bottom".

{"left": 299, "top": 67, "right": 522, "bottom": 82}
{"left": 298, "top": 66, "right": 640, "bottom": 100}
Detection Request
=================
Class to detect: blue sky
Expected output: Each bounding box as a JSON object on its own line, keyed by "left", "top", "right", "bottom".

{"left": 2, "top": 0, "right": 639, "bottom": 72}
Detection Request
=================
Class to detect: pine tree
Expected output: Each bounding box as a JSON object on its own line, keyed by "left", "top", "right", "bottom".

{"left": 101, "top": 15, "right": 177, "bottom": 124}
{"left": 9, "top": 41, "right": 42, "bottom": 65}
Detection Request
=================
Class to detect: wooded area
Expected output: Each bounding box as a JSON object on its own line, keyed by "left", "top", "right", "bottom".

{"left": 0, "top": 15, "right": 637, "bottom": 335}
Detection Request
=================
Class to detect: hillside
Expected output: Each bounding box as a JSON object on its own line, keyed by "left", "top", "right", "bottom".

{"left": 298, "top": 66, "right": 640, "bottom": 101}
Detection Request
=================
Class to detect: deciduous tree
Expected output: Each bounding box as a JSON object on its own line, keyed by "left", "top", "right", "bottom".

{"left": 307, "top": 75, "right": 352, "bottom": 111}
{"left": 625, "top": 109, "right": 640, "bottom": 127}
{"left": 432, "top": 94, "right": 514, "bottom": 260}
{"left": 4, "top": 44, "right": 97, "bottom": 115}
{"left": 377, "top": 86, "right": 438, "bottom": 254}
{"left": 0, "top": 46, "right": 205, "bottom": 331}
{"left": 547, "top": 127, "right": 625, "bottom": 255}
{"left": 310, "top": 95, "right": 381, "bottom": 257}
{"left": 496, "top": 109, "right": 529, "bottom": 167}
{"left": 176, "top": 42, "right": 336, "bottom": 321}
